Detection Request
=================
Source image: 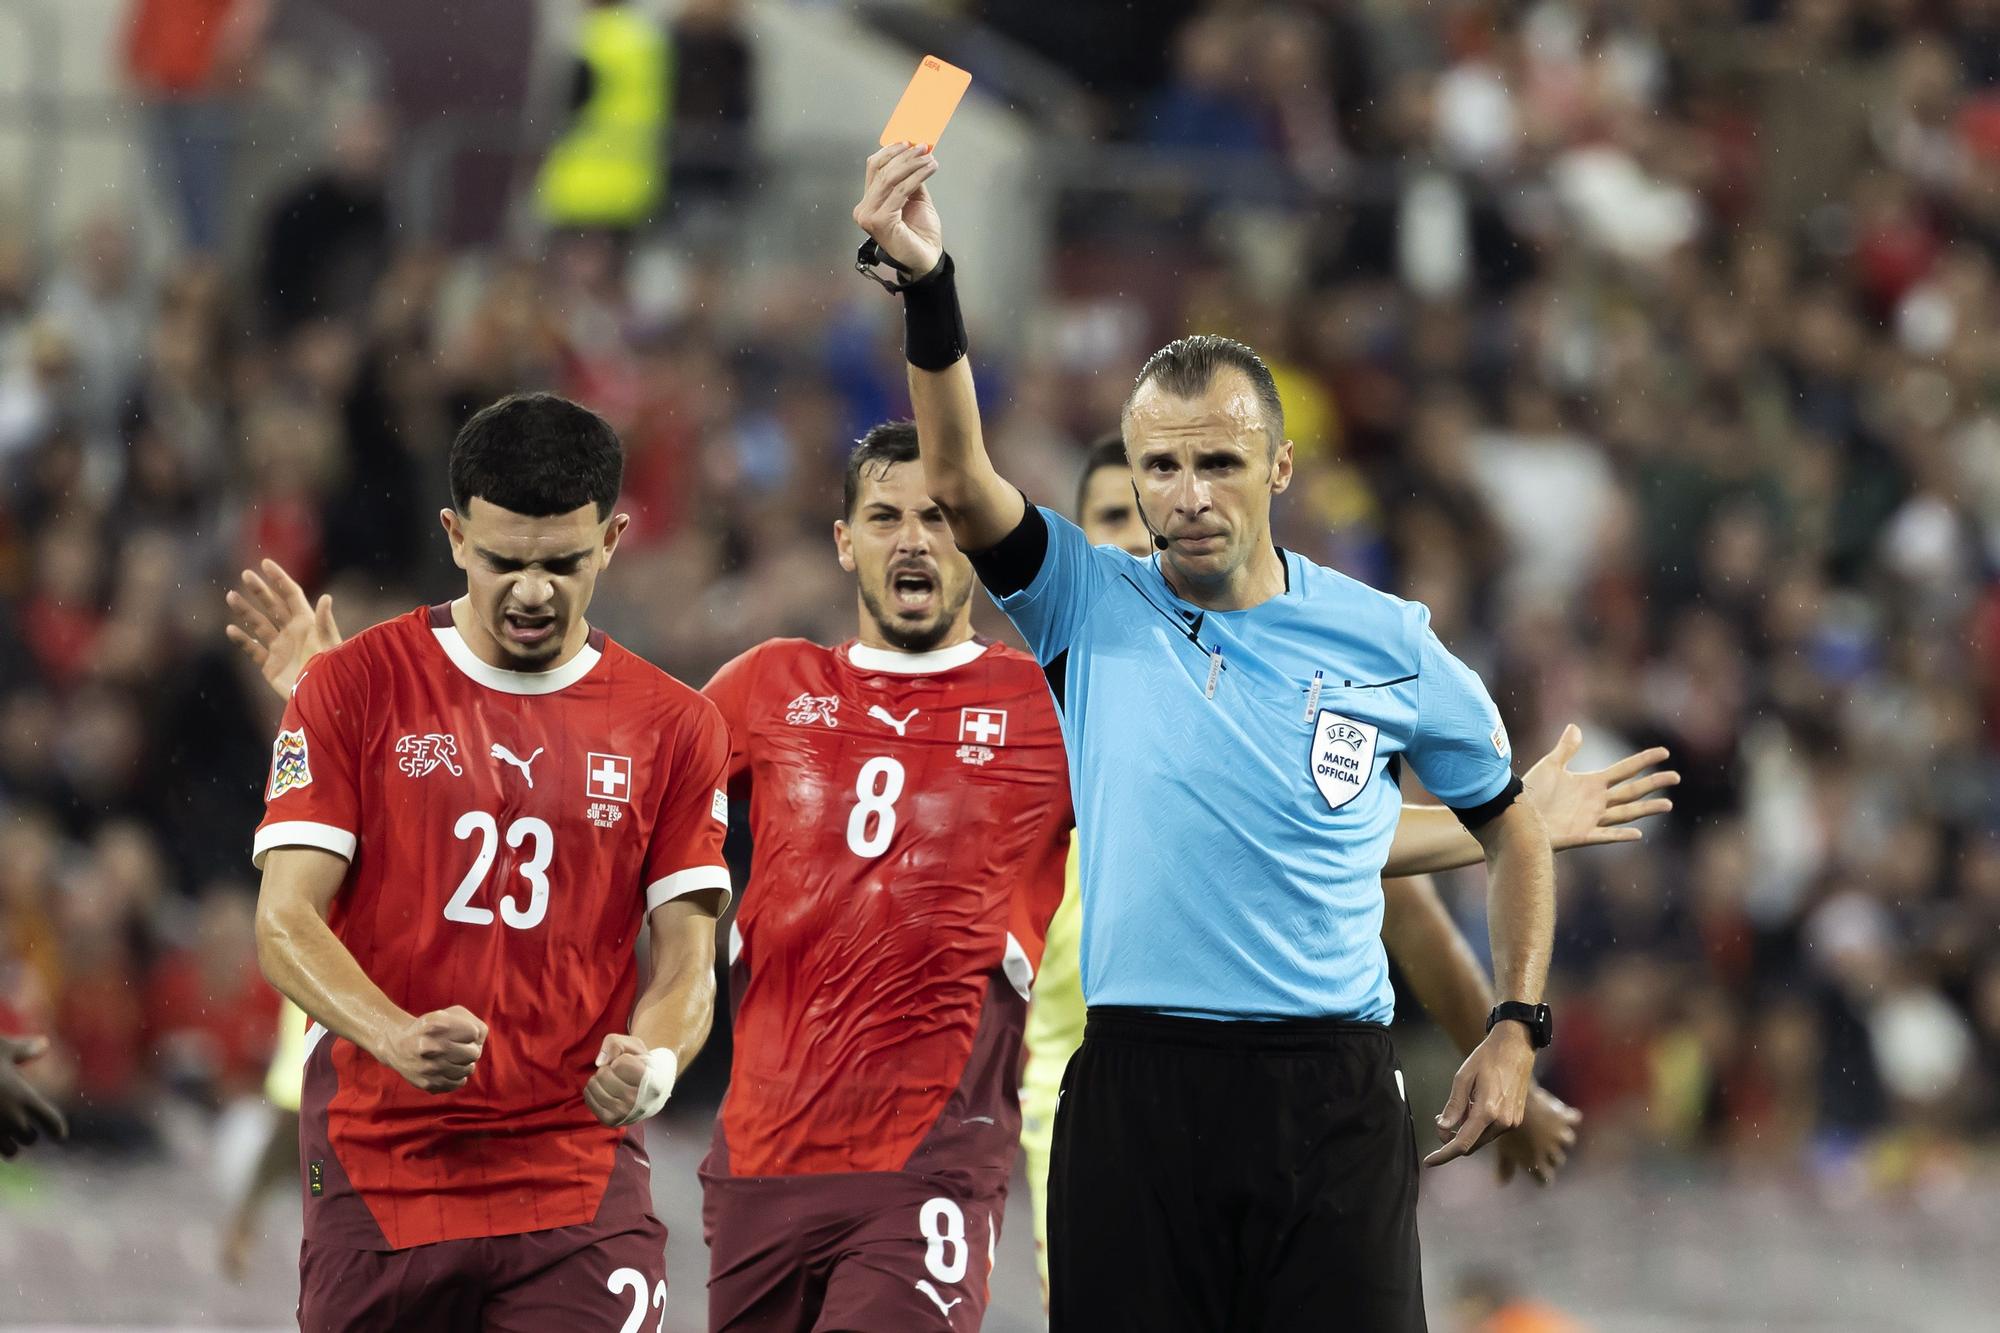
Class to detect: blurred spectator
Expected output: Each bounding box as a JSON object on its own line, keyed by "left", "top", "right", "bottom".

{"left": 668, "top": 0, "right": 756, "bottom": 209}
{"left": 0, "top": 0, "right": 1991, "bottom": 1189}
{"left": 257, "top": 101, "right": 394, "bottom": 336}
{"left": 1448, "top": 1267, "right": 1584, "bottom": 1333}
{"left": 123, "top": 0, "right": 271, "bottom": 253}
{"left": 536, "top": 0, "right": 671, "bottom": 235}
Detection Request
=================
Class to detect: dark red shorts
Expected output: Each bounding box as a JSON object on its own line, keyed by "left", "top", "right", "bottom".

{"left": 298, "top": 1211, "right": 668, "bottom": 1333}
{"left": 703, "top": 1171, "right": 1005, "bottom": 1333}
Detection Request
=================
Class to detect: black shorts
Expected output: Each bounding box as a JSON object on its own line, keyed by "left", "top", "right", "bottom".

{"left": 1048, "top": 1008, "right": 1426, "bottom": 1333}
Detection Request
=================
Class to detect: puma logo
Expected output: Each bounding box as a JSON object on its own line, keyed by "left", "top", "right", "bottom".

{"left": 491, "top": 743, "right": 545, "bottom": 787}
{"left": 868, "top": 705, "right": 919, "bottom": 737}
{"left": 915, "top": 1280, "right": 963, "bottom": 1319}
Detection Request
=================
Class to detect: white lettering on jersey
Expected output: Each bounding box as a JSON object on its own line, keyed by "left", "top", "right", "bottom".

{"left": 785, "top": 693, "right": 840, "bottom": 728}
{"left": 868, "top": 705, "right": 919, "bottom": 736}
{"left": 955, "top": 745, "right": 994, "bottom": 767}
{"left": 490, "top": 743, "right": 544, "bottom": 787}
{"left": 396, "top": 733, "right": 464, "bottom": 779}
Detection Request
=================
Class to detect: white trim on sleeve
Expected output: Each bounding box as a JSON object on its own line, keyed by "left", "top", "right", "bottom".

{"left": 1002, "top": 931, "right": 1035, "bottom": 1002}
{"left": 645, "top": 865, "right": 732, "bottom": 914}
{"left": 253, "top": 821, "right": 359, "bottom": 869}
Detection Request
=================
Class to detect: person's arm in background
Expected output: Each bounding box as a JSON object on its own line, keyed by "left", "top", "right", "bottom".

{"left": 852, "top": 144, "right": 1024, "bottom": 552}
{"left": 255, "top": 848, "right": 487, "bottom": 1094}
{"left": 226, "top": 559, "right": 345, "bottom": 699}
{"left": 0, "top": 1032, "right": 67, "bottom": 1158}
{"left": 1381, "top": 875, "right": 1578, "bottom": 1185}
{"left": 1384, "top": 726, "right": 1677, "bottom": 877}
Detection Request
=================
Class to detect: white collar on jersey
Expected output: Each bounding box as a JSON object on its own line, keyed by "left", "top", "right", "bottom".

{"left": 432, "top": 610, "right": 603, "bottom": 696}
{"left": 845, "top": 639, "right": 988, "bottom": 676}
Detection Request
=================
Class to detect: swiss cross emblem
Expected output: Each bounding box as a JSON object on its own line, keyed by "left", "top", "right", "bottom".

{"left": 587, "top": 752, "right": 632, "bottom": 804}
{"left": 958, "top": 707, "right": 1008, "bottom": 747}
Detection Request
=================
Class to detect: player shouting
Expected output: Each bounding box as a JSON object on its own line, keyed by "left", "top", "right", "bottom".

{"left": 236, "top": 425, "right": 1673, "bottom": 1332}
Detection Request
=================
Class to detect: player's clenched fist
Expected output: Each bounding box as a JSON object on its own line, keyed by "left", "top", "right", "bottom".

{"left": 853, "top": 142, "right": 943, "bottom": 277}
{"left": 382, "top": 1006, "right": 487, "bottom": 1094}
{"left": 583, "top": 1033, "right": 678, "bottom": 1128}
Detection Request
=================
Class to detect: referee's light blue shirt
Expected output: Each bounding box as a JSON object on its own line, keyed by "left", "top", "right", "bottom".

{"left": 991, "top": 506, "right": 1516, "bottom": 1023}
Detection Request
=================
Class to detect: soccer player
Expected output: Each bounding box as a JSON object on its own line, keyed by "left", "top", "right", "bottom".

{"left": 858, "top": 143, "right": 1556, "bottom": 1330}
{"left": 235, "top": 427, "right": 1666, "bottom": 1333}
{"left": 247, "top": 394, "right": 730, "bottom": 1331}
{"left": 0, "top": 1030, "right": 66, "bottom": 1157}
{"left": 696, "top": 422, "right": 1072, "bottom": 1331}
{"left": 1016, "top": 440, "right": 1671, "bottom": 1299}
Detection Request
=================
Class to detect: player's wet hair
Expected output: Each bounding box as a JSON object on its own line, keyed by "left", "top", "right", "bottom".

{"left": 1074, "top": 434, "right": 1128, "bottom": 515}
{"left": 449, "top": 393, "right": 624, "bottom": 520}
{"left": 843, "top": 420, "right": 921, "bottom": 517}
{"left": 1123, "top": 334, "right": 1285, "bottom": 454}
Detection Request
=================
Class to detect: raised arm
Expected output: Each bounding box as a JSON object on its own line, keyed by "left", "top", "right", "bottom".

{"left": 1383, "top": 727, "right": 1677, "bottom": 877}
{"left": 852, "top": 144, "right": 1024, "bottom": 550}
{"left": 225, "top": 558, "right": 345, "bottom": 699}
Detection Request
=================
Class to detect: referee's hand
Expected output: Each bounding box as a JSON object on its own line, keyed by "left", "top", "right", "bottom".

{"left": 1424, "top": 1023, "right": 1534, "bottom": 1168}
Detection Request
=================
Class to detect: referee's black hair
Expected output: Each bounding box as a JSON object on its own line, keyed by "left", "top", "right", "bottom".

{"left": 1124, "top": 334, "right": 1285, "bottom": 453}
{"left": 1074, "top": 434, "right": 1128, "bottom": 515}
{"left": 449, "top": 392, "right": 624, "bottom": 520}
{"left": 844, "top": 419, "right": 921, "bottom": 517}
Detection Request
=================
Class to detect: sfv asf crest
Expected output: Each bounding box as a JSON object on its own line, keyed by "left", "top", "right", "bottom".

{"left": 1310, "top": 709, "right": 1378, "bottom": 811}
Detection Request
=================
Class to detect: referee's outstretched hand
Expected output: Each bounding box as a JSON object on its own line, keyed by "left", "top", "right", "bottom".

{"left": 1425, "top": 1024, "right": 1534, "bottom": 1168}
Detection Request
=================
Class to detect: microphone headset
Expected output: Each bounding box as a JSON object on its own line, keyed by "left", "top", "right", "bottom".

{"left": 1132, "top": 481, "right": 1169, "bottom": 551}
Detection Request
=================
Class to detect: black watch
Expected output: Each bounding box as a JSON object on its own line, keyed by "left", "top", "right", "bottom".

{"left": 1486, "top": 1001, "right": 1553, "bottom": 1050}
{"left": 856, "top": 238, "right": 917, "bottom": 292}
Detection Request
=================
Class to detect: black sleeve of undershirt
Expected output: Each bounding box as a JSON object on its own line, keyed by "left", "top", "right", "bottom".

{"left": 1450, "top": 773, "right": 1523, "bottom": 833}
{"left": 965, "top": 501, "right": 1049, "bottom": 598}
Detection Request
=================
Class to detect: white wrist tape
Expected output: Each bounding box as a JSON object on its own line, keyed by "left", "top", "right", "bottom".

{"left": 615, "top": 1047, "right": 678, "bottom": 1126}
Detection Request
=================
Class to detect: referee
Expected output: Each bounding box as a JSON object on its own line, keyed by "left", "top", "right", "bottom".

{"left": 856, "top": 146, "right": 1556, "bottom": 1330}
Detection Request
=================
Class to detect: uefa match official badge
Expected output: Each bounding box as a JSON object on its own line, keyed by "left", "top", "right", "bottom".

{"left": 1309, "top": 708, "right": 1379, "bottom": 811}
{"left": 269, "top": 728, "right": 313, "bottom": 797}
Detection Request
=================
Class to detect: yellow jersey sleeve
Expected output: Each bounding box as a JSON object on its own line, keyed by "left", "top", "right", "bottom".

{"left": 1020, "top": 836, "right": 1087, "bottom": 1292}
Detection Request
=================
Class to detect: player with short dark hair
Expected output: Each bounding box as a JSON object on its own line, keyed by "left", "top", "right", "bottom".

{"left": 694, "top": 420, "right": 1070, "bottom": 1331}
{"left": 235, "top": 407, "right": 1668, "bottom": 1332}
{"left": 245, "top": 392, "right": 729, "bottom": 1331}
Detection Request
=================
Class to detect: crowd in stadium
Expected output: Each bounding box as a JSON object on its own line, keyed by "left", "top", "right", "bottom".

{"left": 0, "top": 0, "right": 1997, "bottom": 1204}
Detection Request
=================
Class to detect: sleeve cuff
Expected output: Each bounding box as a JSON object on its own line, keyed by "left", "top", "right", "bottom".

{"left": 1450, "top": 773, "right": 1523, "bottom": 833}
{"left": 645, "top": 865, "right": 733, "bottom": 914}
{"left": 253, "top": 821, "right": 358, "bottom": 869}
{"left": 966, "top": 500, "right": 1049, "bottom": 599}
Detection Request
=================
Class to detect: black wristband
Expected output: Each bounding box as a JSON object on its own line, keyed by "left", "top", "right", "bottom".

{"left": 902, "top": 252, "right": 968, "bottom": 371}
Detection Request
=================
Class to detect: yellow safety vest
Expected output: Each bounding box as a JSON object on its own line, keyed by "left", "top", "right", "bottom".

{"left": 537, "top": 6, "right": 671, "bottom": 227}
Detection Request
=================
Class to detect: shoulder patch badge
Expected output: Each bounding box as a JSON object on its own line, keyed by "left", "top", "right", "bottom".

{"left": 269, "top": 728, "right": 313, "bottom": 799}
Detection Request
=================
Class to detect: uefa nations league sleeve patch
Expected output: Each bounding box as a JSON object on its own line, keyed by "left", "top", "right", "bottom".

{"left": 269, "top": 727, "right": 313, "bottom": 799}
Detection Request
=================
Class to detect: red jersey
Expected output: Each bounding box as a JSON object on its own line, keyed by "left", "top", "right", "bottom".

{"left": 699, "top": 638, "right": 1072, "bottom": 1193}
{"left": 254, "top": 605, "right": 730, "bottom": 1251}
